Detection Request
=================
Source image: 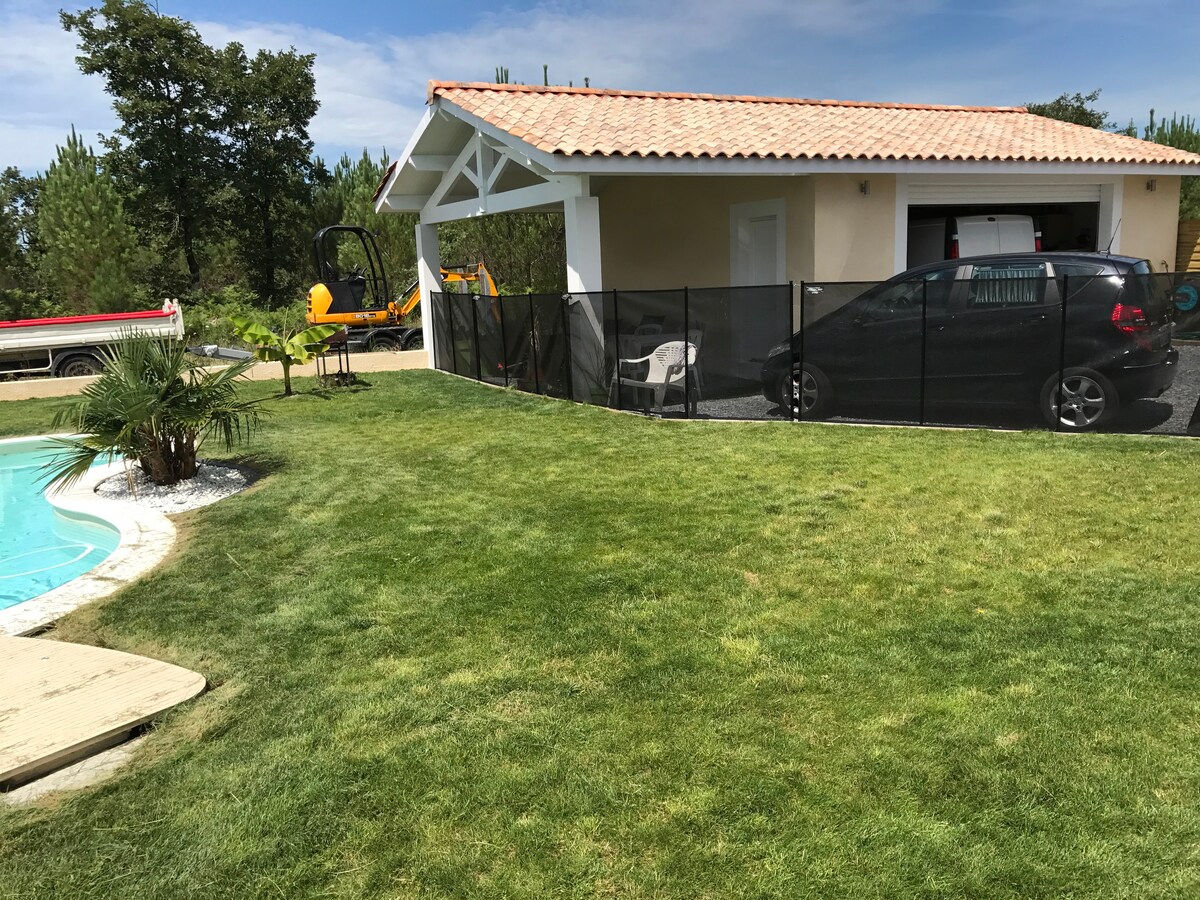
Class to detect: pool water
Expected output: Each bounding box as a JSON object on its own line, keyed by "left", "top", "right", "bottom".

{"left": 0, "top": 439, "right": 120, "bottom": 609}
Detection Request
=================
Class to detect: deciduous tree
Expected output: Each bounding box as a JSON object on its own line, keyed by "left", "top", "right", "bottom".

{"left": 1025, "top": 89, "right": 1115, "bottom": 130}
{"left": 219, "top": 42, "right": 319, "bottom": 307}
{"left": 62, "top": 0, "right": 223, "bottom": 288}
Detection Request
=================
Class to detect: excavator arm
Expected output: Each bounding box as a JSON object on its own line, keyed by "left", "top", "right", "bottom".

{"left": 307, "top": 222, "right": 498, "bottom": 327}
{"left": 394, "top": 263, "right": 498, "bottom": 319}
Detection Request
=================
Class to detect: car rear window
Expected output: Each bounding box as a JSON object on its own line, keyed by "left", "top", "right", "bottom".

{"left": 1124, "top": 260, "right": 1172, "bottom": 322}
{"left": 1054, "top": 261, "right": 1106, "bottom": 300}
{"left": 966, "top": 262, "right": 1048, "bottom": 309}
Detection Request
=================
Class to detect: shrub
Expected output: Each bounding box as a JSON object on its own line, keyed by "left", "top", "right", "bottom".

{"left": 182, "top": 287, "right": 308, "bottom": 350}
{"left": 229, "top": 316, "right": 341, "bottom": 397}
{"left": 46, "top": 335, "right": 260, "bottom": 488}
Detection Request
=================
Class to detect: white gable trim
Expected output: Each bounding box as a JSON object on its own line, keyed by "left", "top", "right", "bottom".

{"left": 373, "top": 106, "right": 435, "bottom": 213}
{"left": 413, "top": 124, "right": 587, "bottom": 224}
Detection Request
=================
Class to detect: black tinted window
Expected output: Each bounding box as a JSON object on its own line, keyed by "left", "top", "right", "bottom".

{"left": 1123, "top": 260, "right": 1169, "bottom": 319}
{"left": 967, "top": 262, "right": 1048, "bottom": 309}
{"left": 862, "top": 267, "right": 956, "bottom": 320}
{"left": 1055, "top": 261, "right": 1106, "bottom": 301}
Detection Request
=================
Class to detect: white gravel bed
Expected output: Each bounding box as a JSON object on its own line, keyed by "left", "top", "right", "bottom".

{"left": 95, "top": 461, "right": 248, "bottom": 513}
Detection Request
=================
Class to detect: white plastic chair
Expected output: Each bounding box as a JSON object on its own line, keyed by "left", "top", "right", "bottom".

{"left": 611, "top": 340, "right": 698, "bottom": 413}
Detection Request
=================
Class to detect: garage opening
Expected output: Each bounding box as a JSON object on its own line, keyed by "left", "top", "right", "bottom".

{"left": 904, "top": 181, "right": 1105, "bottom": 269}
{"left": 907, "top": 202, "right": 1100, "bottom": 267}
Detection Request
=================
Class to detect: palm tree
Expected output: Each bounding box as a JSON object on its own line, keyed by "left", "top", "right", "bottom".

{"left": 45, "top": 335, "right": 261, "bottom": 490}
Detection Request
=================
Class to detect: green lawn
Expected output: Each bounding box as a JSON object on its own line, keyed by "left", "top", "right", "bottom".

{"left": 3, "top": 370, "right": 1200, "bottom": 898}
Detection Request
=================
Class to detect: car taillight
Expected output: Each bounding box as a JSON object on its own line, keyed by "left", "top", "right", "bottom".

{"left": 1111, "top": 303, "right": 1149, "bottom": 333}
{"left": 949, "top": 237, "right": 959, "bottom": 259}
{"left": 1034, "top": 231, "right": 1043, "bottom": 252}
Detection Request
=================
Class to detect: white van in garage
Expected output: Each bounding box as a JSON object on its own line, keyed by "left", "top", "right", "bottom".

{"left": 908, "top": 215, "right": 1042, "bottom": 267}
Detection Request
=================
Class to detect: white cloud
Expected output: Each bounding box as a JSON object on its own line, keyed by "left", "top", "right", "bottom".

{"left": 4, "top": 0, "right": 1200, "bottom": 175}
{"left": 0, "top": 12, "right": 115, "bottom": 172}
{"left": 195, "top": 0, "right": 953, "bottom": 164}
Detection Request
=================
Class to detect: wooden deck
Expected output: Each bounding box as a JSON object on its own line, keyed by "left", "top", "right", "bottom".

{"left": 0, "top": 636, "right": 206, "bottom": 788}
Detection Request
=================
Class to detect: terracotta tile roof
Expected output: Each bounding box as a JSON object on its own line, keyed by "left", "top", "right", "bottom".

{"left": 429, "top": 82, "right": 1200, "bottom": 166}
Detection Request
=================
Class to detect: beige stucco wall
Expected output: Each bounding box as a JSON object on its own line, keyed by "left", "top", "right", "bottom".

{"left": 1120, "top": 174, "right": 1181, "bottom": 271}
{"left": 596, "top": 173, "right": 898, "bottom": 289}
{"left": 596, "top": 171, "right": 1184, "bottom": 286}
{"left": 598, "top": 175, "right": 813, "bottom": 289}
{"left": 810, "top": 174, "right": 897, "bottom": 281}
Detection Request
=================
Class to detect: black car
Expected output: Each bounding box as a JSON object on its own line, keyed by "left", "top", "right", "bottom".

{"left": 760, "top": 253, "right": 1178, "bottom": 431}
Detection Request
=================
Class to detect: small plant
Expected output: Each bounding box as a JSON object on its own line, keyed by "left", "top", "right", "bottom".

{"left": 46, "top": 335, "right": 260, "bottom": 490}
{"left": 230, "top": 317, "right": 341, "bottom": 397}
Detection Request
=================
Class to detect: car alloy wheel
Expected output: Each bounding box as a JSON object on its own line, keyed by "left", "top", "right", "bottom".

{"left": 780, "top": 363, "right": 833, "bottom": 419}
{"left": 1050, "top": 373, "right": 1108, "bottom": 429}
{"left": 794, "top": 368, "right": 819, "bottom": 414}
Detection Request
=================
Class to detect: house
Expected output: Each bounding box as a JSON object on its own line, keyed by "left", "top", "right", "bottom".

{"left": 374, "top": 82, "right": 1200, "bottom": 393}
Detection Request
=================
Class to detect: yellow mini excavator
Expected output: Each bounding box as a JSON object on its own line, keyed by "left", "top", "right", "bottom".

{"left": 306, "top": 224, "right": 497, "bottom": 351}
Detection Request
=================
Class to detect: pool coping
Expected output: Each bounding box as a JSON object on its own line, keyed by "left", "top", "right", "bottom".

{"left": 0, "top": 436, "right": 176, "bottom": 637}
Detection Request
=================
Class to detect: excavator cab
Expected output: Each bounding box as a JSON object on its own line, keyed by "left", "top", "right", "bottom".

{"left": 305, "top": 223, "right": 499, "bottom": 353}
{"left": 308, "top": 226, "right": 392, "bottom": 325}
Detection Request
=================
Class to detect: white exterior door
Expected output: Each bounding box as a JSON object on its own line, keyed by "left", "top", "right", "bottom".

{"left": 730, "top": 199, "right": 786, "bottom": 286}
{"left": 729, "top": 199, "right": 787, "bottom": 378}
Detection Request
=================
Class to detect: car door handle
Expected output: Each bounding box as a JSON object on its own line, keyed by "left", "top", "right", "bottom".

{"left": 1022, "top": 313, "right": 1048, "bottom": 323}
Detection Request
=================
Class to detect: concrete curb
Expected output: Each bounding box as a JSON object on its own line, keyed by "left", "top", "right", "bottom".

{"left": 0, "top": 437, "right": 176, "bottom": 637}
{"left": 0, "top": 350, "right": 431, "bottom": 401}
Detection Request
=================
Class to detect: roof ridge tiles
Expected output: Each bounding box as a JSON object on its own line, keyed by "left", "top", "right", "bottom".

{"left": 427, "top": 80, "right": 1028, "bottom": 113}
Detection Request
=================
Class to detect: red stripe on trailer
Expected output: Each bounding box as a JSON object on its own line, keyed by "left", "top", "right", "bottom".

{"left": 0, "top": 309, "right": 173, "bottom": 330}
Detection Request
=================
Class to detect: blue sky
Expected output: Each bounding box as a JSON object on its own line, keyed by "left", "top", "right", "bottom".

{"left": 3, "top": 0, "right": 1200, "bottom": 173}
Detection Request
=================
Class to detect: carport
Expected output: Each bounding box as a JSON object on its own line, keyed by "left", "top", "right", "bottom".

{"left": 374, "top": 81, "right": 1200, "bottom": 388}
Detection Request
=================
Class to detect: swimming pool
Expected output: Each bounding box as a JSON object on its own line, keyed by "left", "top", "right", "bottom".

{"left": 0, "top": 438, "right": 120, "bottom": 610}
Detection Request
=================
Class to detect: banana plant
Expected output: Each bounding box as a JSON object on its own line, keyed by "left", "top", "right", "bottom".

{"left": 230, "top": 317, "right": 343, "bottom": 396}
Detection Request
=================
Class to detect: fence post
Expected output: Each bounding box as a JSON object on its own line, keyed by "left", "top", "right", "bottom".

{"left": 683, "top": 286, "right": 690, "bottom": 419}
{"left": 1056, "top": 273, "right": 1069, "bottom": 433}
{"left": 497, "top": 291, "right": 509, "bottom": 388}
{"left": 789, "top": 281, "right": 797, "bottom": 422}
{"left": 528, "top": 291, "right": 541, "bottom": 395}
{"left": 560, "top": 292, "right": 575, "bottom": 402}
{"left": 468, "top": 289, "right": 482, "bottom": 381}
{"left": 919, "top": 278, "right": 928, "bottom": 426}
{"left": 796, "top": 281, "right": 805, "bottom": 422}
{"left": 612, "top": 289, "right": 622, "bottom": 410}
{"left": 446, "top": 293, "right": 459, "bottom": 377}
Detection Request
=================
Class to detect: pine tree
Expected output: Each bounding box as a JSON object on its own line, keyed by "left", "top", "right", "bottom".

{"left": 1141, "top": 110, "right": 1200, "bottom": 220}
{"left": 324, "top": 151, "right": 417, "bottom": 297}
{"left": 37, "top": 127, "right": 138, "bottom": 313}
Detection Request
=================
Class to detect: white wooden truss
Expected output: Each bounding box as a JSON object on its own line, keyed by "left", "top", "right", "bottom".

{"left": 381, "top": 125, "right": 587, "bottom": 226}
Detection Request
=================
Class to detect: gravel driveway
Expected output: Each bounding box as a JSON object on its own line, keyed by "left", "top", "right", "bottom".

{"left": 648, "top": 344, "right": 1200, "bottom": 436}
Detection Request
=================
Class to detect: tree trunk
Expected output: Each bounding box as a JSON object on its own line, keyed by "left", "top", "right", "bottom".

{"left": 260, "top": 194, "right": 276, "bottom": 306}
{"left": 282, "top": 360, "right": 292, "bottom": 396}
{"left": 139, "top": 451, "right": 171, "bottom": 485}
{"left": 173, "top": 434, "right": 198, "bottom": 481}
{"left": 182, "top": 214, "right": 201, "bottom": 286}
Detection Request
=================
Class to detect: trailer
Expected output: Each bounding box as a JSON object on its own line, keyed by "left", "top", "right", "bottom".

{"left": 0, "top": 300, "right": 185, "bottom": 378}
